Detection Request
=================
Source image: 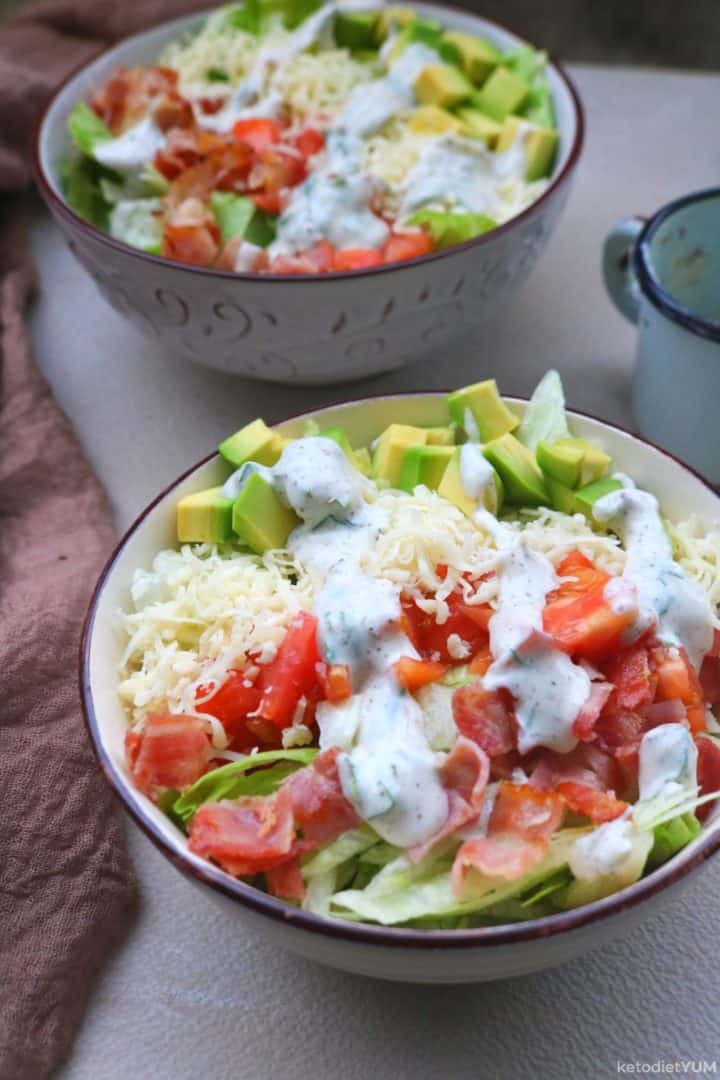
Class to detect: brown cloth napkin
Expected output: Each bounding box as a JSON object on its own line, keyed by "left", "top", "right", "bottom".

{"left": 0, "top": 2, "right": 215, "bottom": 1076}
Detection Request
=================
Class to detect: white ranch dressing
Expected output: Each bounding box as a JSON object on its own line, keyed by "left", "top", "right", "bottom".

{"left": 477, "top": 514, "right": 591, "bottom": 754}
{"left": 340, "top": 42, "right": 440, "bottom": 137}
{"left": 593, "top": 481, "right": 714, "bottom": 671}
{"left": 459, "top": 442, "right": 494, "bottom": 504}
{"left": 231, "top": 434, "right": 448, "bottom": 847}
{"left": 93, "top": 113, "right": 166, "bottom": 173}
{"left": 569, "top": 815, "right": 637, "bottom": 880}
{"left": 638, "top": 723, "right": 698, "bottom": 803}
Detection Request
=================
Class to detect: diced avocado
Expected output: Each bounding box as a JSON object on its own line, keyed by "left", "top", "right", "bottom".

{"left": 438, "top": 446, "right": 503, "bottom": 515}
{"left": 424, "top": 425, "right": 456, "bottom": 446}
{"left": 320, "top": 426, "right": 371, "bottom": 475}
{"left": 482, "top": 433, "right": 547, "bottom": 506}
{"left": 372, "top": 5, "right": 417, "bottom": 44}
{"left": 399, "top": 445, "right": 454, "bottom": 492}
{"left": 372, "top": 424, "right": 429, "bottom": 487}
{"left": 447, "top": 379, "right": 520, "bottom": 442}
{"left": 218, "top": 418, "right": 286, "bottom": 469}
{"left": 473, "top": 65, "right": 530, "bottom": 121}
{"left": 496, "top": 116, "right": 558, "bottom": 181}
{"left": 406, "top": 209, "right": 496, "bottom": 248}
{"left": 231, "top": 472, "right": 299, "bottom": 553}
{"left": 414, "top": 64, "right": 474, "bottom": 109}
{"left": 545, "top": 476, "right": 580, "bottom": 516}
{"left": 409, "top": 105, "right": 463, "bottom": 135}
{"left": 574, "top": 476, "right": 624, "bottom": 519}
{"left": 536, "top": 440, "right": 584, "bottom": 488}
{"left": 523, "top": 80, "right": 555, "bottom": 129}
{"left": 177, "top": 487, "right": 234, "bottom": 544}
{"left": 555, "top": 438, "right": 611, "bottom": 486}
{"left": 334, "top": 10, "right": 376, "bottom": 49}
{"left": 455, "top": 107, "right": 502, "bottom": 146}
{"left": 441, "top": 31, "right": 501, "bottom": 84}
{"left": 386, "top": 17, "right": 444, "bottom": 61}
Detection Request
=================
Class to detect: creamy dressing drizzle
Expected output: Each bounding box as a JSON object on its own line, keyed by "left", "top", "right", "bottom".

{"left": 593, "top": 480, "right": 714, "bottom": 671}
{"left": 227, "top": 435, "right": 448, "bottom": 847}
{"left": 93, "top": 113, "right": 166, "bottom": 172}
{"left": 459, "top": 442, "right": 494, "bottom": 504}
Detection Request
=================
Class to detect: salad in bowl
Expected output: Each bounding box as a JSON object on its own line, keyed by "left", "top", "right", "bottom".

{"left": 63, "top": 0, "right": 560, "bottom": 274}
{"left": 114, "top": 372, "right": 720, "bottom": 929}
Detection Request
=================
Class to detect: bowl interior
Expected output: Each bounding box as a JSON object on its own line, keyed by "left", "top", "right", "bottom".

{"left": 84, "top": 393, "right": 720, "bottom": 931}
{"left": 39, "top": 2, "right": 580, "bottom": 208}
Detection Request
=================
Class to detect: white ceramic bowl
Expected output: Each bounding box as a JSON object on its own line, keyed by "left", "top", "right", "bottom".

{"left": 36, "top": 4, "right": 583, "bottom": 385}
{"left": 81, "top": 393, "right": 720, "bottom": 983}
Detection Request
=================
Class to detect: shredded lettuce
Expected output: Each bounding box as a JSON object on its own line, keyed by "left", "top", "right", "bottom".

{"left": 109, "top": 198, "right": 164, "bottom": 254}
{"left": 301, "top": 825, "right": 378, "bottom": 879}
{"left": 62, "top": 155, "right": 112, "bottom": 229}
{"left": 68, "top": 101, "right": 113, "bottom": 156}
{"left": 210, "top": 191, "right": 276, "bottom": 246}
{"left": 168, "top": 748, "right": 318, "bottom": 827}
{"left": 649, "top": 812, "right": 701, "bottom": 868}
{"left": 517, "top": 369, "right": 570, "bottom": 451}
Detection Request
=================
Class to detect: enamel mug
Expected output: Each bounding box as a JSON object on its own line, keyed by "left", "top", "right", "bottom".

{"left": 603, "top": 188, "right": 720, "bottom": 486}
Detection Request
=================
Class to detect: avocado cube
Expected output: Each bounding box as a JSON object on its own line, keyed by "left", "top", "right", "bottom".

{"left": 414, "top": 64, "right": 474, "bottom": 109}
{"left": 544, "top": 476, "right": 580, "bottom": 516}
{"left": 209, "top": 192, "right": 275, "bottom": 247}
{"left": 536, "top": 439, "right": 584, "bottom": 488}
{"left": 574, "top": 476, "right": 624, "bottom": 520}
{"left": 399, "top": 445, "right": 454, "bottom": 492}
{"left": 442, "top": 31, "right": 501, "bottom": 84}
{"left": 447, "top": 379, "right": 520, "bottom": 442}
{"left": 438, "top": 446, "right": 503, "bottom": 515}
{"left": 555, "top": 438, "right": 611, "bottom": 486}
{"left": 474, "top": 66, "right": 530, "bottom": 121}
{"left": 177, "top": 487, "right": 234, "bottom": 544}
{"left": 231, "top": 472, "right": 299, "bottom": 553}
{"left": 482, "top": 433, "right": 548, "bottom": 506}
{"left": 334, "top": 10, "right": 376, "bottom": 49}
{"left": 218, "top": 418, "right": 286, "bottom": 469}
{"left": 455, "top": 107, "right": 502, "bottom": 146}
{"left": 373, "top": 424, "right": 429, "bottom": 487}
{"left": 424, "top": 425, "right": 456, "bottom": 446}
{"left": 407, "top": 209, "right": 496, "bottom": 248}
{"left": 320, "top": 426, "right": 372, "bottom": 475}
{"left": 409, "top": 104, "right": 463, "bottom": 135}
{"left": 496, "top": 115, "right": 558, "bottom": 181}
{"left": 372, "top": 4, "right": 416, "bottom": 42}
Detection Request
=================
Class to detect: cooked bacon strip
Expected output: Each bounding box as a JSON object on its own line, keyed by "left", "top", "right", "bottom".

{"left": 573, "top": 680, "right": 613, "bottom": 741}
{"left": 409, "top": 737, "right": 489, "bottom": 863}
{"left": 127, "top": 713, "right": 211, "bottom": 798}
{"left": 265, "top": 858, "right": 306, "bottom": 901}
{"left": 555, "top": 781, "right": 628, "bottom": 824}
{"left": 452, "top": 682, "right": 516, "bottom": 757}
{"left": 451, "top": 782, "right": 564, "bottom": 893}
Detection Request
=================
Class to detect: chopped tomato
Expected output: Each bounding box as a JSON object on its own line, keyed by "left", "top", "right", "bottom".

{"left": 394, "top": 656, "right": 448, "bottom": 691}
{"left": 317, "top": 663, "right": 352, "bottom": 704}
{"left": 543, "top": 578, "right": 636, "bottom": 660}
{"left": 258, "top": 613, "right": 322, "bottom": 728}
{"left": 604, "top": 645, "right": 655, "bottom": 711}
{"left": 696, "top": 736, "right": 720, "bottom": 821}
{"left": 162, "top": 222, "right": 220, "bottom": 266}
{"left": 556, "top": 781, "right": 628, "bottom": 824}
{"left": 652, "top": 645, "right": 706, "bottom": 733}
{"left": 128, "top": 713, "right": 210, "bottom": 798}
{"left": 401, "top": 590, "right": 492, "bottom": 664}
{"left": 452, "top": 683, "right": 516, "bottom": 758}
{"left": 332, "top": 248, "right": 384, "bottom": 271}
{"left": 265, "top": 858, "right": 305, "bottom": 900}
{"left": 302, "top": 240, "right": 335, "bottom": 273}
{"left": 700, "top": 655, "right": 720, "bottom": 704}
{"left": 253, "top": 146, "right": 305, "bottom": 191}
{"left": 547, "top": 551, "right": 608, "bottom": 605}
{"left": 468, "top": 642, "right": 492, "bottom": 676}
{"left": 195, "top": 671, "right": 273, "bottom": 751}
{"left": 252, "top": 191, "right": 283, "bottom": 214}
{"left": 292, "top": 128, "right": 325, "bottom": 157}
{"left": 383, "top": 229, "right": 434, "bottom": 264}
{"left": 233, "top": 117, "right": 285, "bottom": 153}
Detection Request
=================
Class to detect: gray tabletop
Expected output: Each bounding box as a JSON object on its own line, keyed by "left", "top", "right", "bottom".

{"left": 33, "top": 64, "right": 720, "bottom": 1080}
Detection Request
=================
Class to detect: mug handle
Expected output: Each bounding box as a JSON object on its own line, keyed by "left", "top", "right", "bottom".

{"left": 602, "top": 217, "right": 645, "bottom": 323}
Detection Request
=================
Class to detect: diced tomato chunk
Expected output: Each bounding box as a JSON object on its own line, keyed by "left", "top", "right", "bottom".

{"left": 700, "top": 655, "right": 720, "bottom": 704}
{"left": 252, "top": 191, "right": 284, "bottom": 215}
{"left": 544, "top": 580, "right": 636, "bottom": 660}
{"left": 332, "top": 248, "right": 383, "bottom": 271}
{"left": 317, "top": 663, "right": 352, "bottom": 704}
{"left": 383, "top": 229, "right": 434, "bottom": 264}
{"left": 128, "top": 713, "right": 210, "bottom": 798}
{"left": 696, "top": 736, "right": 720, "bottom": 821}
{"left": 652, "top": 645, "right": 706, "bottom": 733}
{"left": 394, "top": 656, "right": 448, "bottom": 691}
{"left": 468, "top": 643, "right": 492, "bottom": 676}
{"left": 292, "top": 128, "right": 325, "bottom": 157}
{"left": 254, "top": 146, "right": 305, "bottom": 191}
{"left": 401, "top": 590, "right": 492, "bottom": 664}
{"left": 302, "top": 240, "right": 334, "bottom": 273}
{"left": 258, "top": 613, "right": 322, "bottom": 728}
{"left": 233, "top": 117, "right": 285, "bottom": 153}
{"left": 195, "top": 671, "right": 274, "bottom": 751}
{"left": 452, "top": 683, "right": 516, "bottom": 757}
{"left": 547, "top": 551, "right": 608, "bottom": 604}
{"left": 555, "top": 781, "right": 628, "bottom": 824}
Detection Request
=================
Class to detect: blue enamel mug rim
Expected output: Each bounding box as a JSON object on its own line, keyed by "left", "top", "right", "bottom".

{"left": 633, "top": 186, "right": 720, "bottom": 344}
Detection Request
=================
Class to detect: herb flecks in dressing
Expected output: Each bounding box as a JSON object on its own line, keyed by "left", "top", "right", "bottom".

{"left": 594, "top": 481, "right": 714, "bottom": 671}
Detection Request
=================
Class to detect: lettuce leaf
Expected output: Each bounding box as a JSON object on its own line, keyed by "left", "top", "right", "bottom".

{"left": 517, "top": 369, "right": 570, "bottom": 451}
{"left": 210, "top": 191, "right": 276, "bottom": 246}
{"left": 68, "top": 101, "right": 113, "bottom": 156}
{"left": 169, "top": 748, "right": 318, "bottom": 827}
{"left": 109, "top": 198, "right": 164, "bottom": 254}
{"left": 62, "top": 155, "right": 112, "bottom": 229}
{"left": 648, "top": 812, "right": 701, "bottom": 868}
{"left": 301, "top": 826, "right": 378, "bottom": 879}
